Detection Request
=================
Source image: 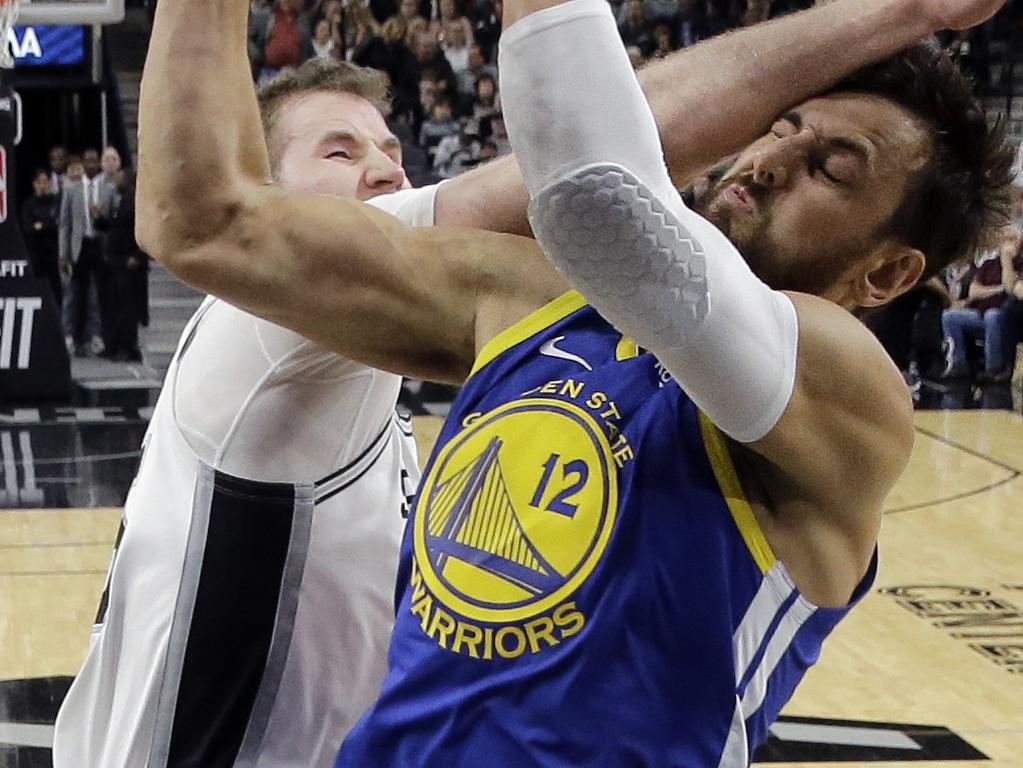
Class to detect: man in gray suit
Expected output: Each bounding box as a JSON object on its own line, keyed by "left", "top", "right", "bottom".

{"left": 59, "top": 149, "right": 117, "bottom": 356}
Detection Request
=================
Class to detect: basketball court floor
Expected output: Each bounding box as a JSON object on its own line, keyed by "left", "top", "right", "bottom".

{"left": 1, "top": 398, "right": 1021, "bottom": 767}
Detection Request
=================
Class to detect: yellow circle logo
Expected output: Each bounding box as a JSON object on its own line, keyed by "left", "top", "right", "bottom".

{"left": 413, "top": 398, "right": 618, "bottom": 623}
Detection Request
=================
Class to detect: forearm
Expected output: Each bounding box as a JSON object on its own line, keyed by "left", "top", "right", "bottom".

{"left": 501, "top": 0, "right": 798, "bottom": 442}
{"left": 137, "top": 0, "right": 270, "bottom": 256}
{"left": 637, "top": 0, "right": 932, "bottom": 183}
{"left": 159, "top": 185, "right": 534, "bottom": 382}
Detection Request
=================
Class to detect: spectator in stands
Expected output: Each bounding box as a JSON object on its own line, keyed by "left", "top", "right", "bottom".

{"left": 48, "top": 146, "right": 69, "bottom": 198}
{"left": 381, "top": 16, "right": 412, "bottom": 70}
{"left": 249, "top": 0, "right": 275, "bottom": 77}
{"left": 470, "top": 0, "right": 501, "bottom": 61}
{"left": 998, "top": 224, "right": 1023, "bottom": 377}
{"left": 866, "top": 277, "right": 951, "bottom": 388}
{"left": 396, "top": 30, "right": 458, "bottom": 115}
{"left": 64, "top": 155, "right": 83, "bottom": 184}
{"left": 441, "top": 14, "right": 473, "bottom": 91}
{"left": 675, "top": 0, "right": 708, "bottom": 48}
{"left": 435, "top": 0, "right": 474, "bottom": 48}
{"left": 22, "top": 169, "right": 62, "bottom": 307}
{"left": 483, "top": 111, "right": 510, "bottom": 156}
{"left": 256, "top": 0, "right": 311, "bottom": 84}
{"left": 83, "top": 148, "right": 120, "bottom": 355}
{"left": 311, "top": 16, "right": 341, "bottom": 60}
{"left": 1011, "top": 142, "right": 1023, "bottom": 193}
{"left": 462, "top": 44, "right": 497, "bottom": 95}
{"left": 478, "top": 138, "right": 499, "bottom": 164}
{"left": 94, "top": 170, "right": 146, "bottom": 362}
{"left": 418, "top": 95, "right": 459, "bottom": 160}
{"left": 619, "top": 0, "right": 653, "bottom": 54}
{"left": 346, "top": 4, "right": 389, "bottom": 69}
{"left": 397, "top": 0, "right": 426, "bottom": 26}
{"left": 472, "top": 73, "right": 499, "bottom": 120}
{"left": 433, "top": 118, "right": 481, "bottom": 178}
{"left": 405, "top": 16, "right": 429, "bottom": 48}
{"left": 941, "top": 228, "right": 1023, "bottom": 384}
{"left": 418, "top": 73, "right": 439, "bottom": 114}
{"left": 97, "top": 146, "right": 122, "bottom": 187}
{"left": 58, "top": 151, "right": 115, "bottom": 357}
{"left": 649, "top": 20, "right": 677, "bottom": 59}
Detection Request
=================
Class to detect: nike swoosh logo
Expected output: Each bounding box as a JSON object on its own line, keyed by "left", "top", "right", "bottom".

{"left": 539, "top": 336, "right": 593, "bottom": 371}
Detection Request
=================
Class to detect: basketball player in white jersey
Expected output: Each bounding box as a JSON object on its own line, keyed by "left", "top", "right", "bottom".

{"left": 52, "top": 63, "right": 433, "bottom": 768}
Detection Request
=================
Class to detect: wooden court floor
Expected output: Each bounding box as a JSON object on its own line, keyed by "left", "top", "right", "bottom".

{"left": 2, "top": 410, "right": 1021, "bottom": 765}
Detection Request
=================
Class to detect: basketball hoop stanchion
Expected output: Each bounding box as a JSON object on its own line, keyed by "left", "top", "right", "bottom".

{"left": 0, "top": 0, "right": 73, "bottom": 401}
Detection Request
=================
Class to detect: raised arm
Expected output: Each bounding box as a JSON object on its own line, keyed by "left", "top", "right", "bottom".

{"left": 136, "top": 0, "right": 558, "bottom": 383}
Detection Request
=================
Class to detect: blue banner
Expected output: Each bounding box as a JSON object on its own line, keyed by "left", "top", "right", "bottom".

{"left": 9, "top": 25, "right": 86, "bottom": 66}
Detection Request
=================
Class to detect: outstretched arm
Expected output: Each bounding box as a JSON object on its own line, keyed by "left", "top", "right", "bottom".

{"left": 136, "top": 0, "right": 558, "bottom": 383}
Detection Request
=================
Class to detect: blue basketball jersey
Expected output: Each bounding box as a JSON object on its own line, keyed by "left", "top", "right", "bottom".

{"left": 338, "top": 292, "right": 876, "bottom": 767}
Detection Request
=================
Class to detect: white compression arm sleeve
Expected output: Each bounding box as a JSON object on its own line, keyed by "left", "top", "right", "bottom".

{"left": 499, "top": 0, "right": 798, "bottom": 443}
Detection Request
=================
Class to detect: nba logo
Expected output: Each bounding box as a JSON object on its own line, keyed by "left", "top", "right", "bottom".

{"left": 0, "top": 146, "right": 7, "bottom": 224}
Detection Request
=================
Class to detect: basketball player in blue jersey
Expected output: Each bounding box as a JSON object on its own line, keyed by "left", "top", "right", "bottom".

{"left": 138, "top": 0, "right": 1013, "bottom": 764}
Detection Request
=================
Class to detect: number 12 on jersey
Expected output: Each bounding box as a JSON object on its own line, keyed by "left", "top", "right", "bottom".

{"left": 529, "top": 454, "right": 589, "bottom": 518}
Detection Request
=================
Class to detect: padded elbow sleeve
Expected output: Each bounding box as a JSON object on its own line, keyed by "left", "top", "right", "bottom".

{"left": 500, "top": 0, "right": 798, "bottom": 443}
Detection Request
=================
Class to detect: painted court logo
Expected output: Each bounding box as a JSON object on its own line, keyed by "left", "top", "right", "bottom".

{"left": 411, "top": 398, "right": 619, "bottom": 659}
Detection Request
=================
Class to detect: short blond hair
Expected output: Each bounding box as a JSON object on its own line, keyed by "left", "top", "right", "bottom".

{"left": 257, "top": 59, "right": 391, "bottom": 168}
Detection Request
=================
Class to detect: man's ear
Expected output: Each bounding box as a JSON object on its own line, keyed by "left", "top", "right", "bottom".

{"left": 855, "top": 244, "right": 926, "bottom": 308}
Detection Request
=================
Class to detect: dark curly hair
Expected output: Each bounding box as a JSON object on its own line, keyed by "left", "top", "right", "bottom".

{"left": 836, "top": 41, "right": 1016, "bottom": 281}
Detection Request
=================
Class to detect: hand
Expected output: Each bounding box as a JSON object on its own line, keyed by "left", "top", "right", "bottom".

{"left": 33, "top": 221, "right": 43, "bottom": 231}
{"left": 90, "top": 204, "right": 101, "bottom": 219}
{"left": 918, "top": 0, "right": 1007, "bottom": 31}
{"left": 952, "top": 298, "right": 968, "bottom": 309}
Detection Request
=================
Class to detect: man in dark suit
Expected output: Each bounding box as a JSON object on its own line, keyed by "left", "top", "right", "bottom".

{"left": 58, "top": 150, "right": 117, "bottom": 356}
{"left": 22, "top": 168, "right": 62, "bottom": 307}
{"left": 95, "top": 170, "right": 146, "bottom": 361}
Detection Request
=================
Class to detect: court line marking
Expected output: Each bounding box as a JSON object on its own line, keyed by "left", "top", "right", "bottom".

{"left": 0, "top": 540, "right": 114, "bottom": 550}
{"left": 884, "top": 425, "right": 1021, "bottom": 515}
{"left": 8, "top": 451, "right": 140, "bottom": 465}
{"left": 0, "top": 722, "right": 53, "bottom": 749}
{"left": 769, "top": 722, "right": 920, "bottom": 749}
{"left": 0, "top": 570, "right": 108, "bottom": 577}
{"left": 914, "top": 424, "right": 1023, "bottom": 474}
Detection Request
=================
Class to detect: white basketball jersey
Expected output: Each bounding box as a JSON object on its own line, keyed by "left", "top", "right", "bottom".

{"left": 53, "top": 185, "right": 438, "bottom": 768}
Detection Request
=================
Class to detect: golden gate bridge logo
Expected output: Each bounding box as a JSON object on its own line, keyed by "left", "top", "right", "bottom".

{"left": 414, "top": 398, "right": 619, "bottom": 623}
{"left": 425, "top": 436, "right": 564, "bottom": 599}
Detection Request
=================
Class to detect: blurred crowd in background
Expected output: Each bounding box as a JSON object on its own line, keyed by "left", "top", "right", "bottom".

{"left": 19, "top": 0, "right": 1023, "bottom": 399}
